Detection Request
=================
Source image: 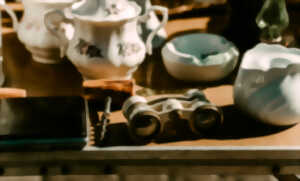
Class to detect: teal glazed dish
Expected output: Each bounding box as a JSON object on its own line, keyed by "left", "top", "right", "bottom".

{"left": 162, "top": 33, "right": 239, "bottom": 82}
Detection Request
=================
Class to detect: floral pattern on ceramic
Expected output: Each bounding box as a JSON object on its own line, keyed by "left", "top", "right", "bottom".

{"left": 105, "top": 4, "right": 122, "bottom": 15}
{"left": 0, "top": 0, "right": 79, "bottom": 64}
{"left": 75, "top": 39, "right": 104, "bottom": 58}
{"left": 44, "top": 0, "right": 168, "bottom": 80}
{"left": 234, "top": 43, "right": 300, "bottom": 126}
{"left": 118, "top": 43, "right": 142, "bottom": 57}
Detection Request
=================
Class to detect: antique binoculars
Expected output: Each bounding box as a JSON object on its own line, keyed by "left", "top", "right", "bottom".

{"left": 122, "top": 89, "right": 223, "bottom": 143}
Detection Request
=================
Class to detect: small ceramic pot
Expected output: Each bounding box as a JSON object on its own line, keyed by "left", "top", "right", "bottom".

{"left": 44, "top": 0, "right": 168, "bottom": 80}
{"left": 234, "top": 43, "right": 300, "bottom": 126}
{"left": 161, "top": 33, "right": 239, "bottom": 82}
{"left": 0, "top": 0, "right": 78, "bottom": 64}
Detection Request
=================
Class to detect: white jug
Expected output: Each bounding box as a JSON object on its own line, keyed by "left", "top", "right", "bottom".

{"left": 1, "top": 0, "right": 79, "bottom": 64}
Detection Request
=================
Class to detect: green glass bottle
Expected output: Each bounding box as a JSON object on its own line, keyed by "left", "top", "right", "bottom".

{"left": 256, "top": 0, "right": 289, "bottom": 43}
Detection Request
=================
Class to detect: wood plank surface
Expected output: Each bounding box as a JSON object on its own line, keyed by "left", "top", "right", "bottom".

{"left": 0, "top": 147, "right": 300, "bottom": 175}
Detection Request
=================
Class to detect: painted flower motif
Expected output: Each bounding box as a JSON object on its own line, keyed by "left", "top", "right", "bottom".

{"left": 25, "top": 21, "right": 41, "bottom": 31}
{"left": 105, "top": 4, "right": 121, "bottom": 15}
{"left": 118, "top": 43, "right": 141, "bottom": 57}
{"left": 76, "top": 39, "right": 103, "bottom": 58}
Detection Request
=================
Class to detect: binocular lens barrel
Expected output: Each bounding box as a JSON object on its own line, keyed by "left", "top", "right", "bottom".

{"left": 129, "top": 112, "right": 161, "bottom": 142}
{"left": 133, "top": 116, "right": 159, "bottom": 136}
{"left": 192, "top": 107, "right": 223, "bottom": 133}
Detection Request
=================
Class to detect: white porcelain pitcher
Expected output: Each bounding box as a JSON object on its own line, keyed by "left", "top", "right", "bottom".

{"left": 1, "top": 0, "right": 79, "bottom": 64}
{"left": 44, "top": 0, "right": 168, "bottom": 80}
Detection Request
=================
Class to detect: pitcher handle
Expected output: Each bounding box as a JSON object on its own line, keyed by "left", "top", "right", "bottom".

{"left": 139, "top": 5, "right": 168, "bottom": 55}
{"left": 0, "top": 3, "right": 19, "bottom": 31}
{"left": 44, "top": 10, "right": 74, "bottom": 58}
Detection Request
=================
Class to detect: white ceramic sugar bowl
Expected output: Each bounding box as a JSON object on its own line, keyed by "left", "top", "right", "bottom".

{"left": 44, "top": 0, "right": 168, "bottom": 80}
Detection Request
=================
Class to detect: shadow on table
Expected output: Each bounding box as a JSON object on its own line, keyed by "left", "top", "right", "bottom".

{"left": 206, "top": 105, "right": 293, "bottom": 140}
{"left": 96, "top": 105, "right": 293, "bottom": 147}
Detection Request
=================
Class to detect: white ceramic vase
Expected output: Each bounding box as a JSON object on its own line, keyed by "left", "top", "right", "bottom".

{"left": 1, "top": 0, "right": 78, "bottom": 64}
{"left": 234, "top": 43, "right": 300, "bottom": 126}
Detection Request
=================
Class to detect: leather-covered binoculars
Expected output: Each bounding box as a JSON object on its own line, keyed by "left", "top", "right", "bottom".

{"left": 122, "top": 89, "right": 223, "bottom": 143}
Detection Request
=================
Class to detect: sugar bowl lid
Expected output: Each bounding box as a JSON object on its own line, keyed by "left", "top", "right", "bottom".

{"left": 70, "top": 0, "right": 141, "bottom": 22}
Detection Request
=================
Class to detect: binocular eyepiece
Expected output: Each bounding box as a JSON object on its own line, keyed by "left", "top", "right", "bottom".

{"left": 122, "top": 89, "right": 223, "bottom": 143}
{"left": 122, "top": 96, "right": 162, "bottom": 142}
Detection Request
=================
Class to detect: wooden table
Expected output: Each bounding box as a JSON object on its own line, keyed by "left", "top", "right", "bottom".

{"left": 1, "top": 16, "right": 300, "bottom": 180}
